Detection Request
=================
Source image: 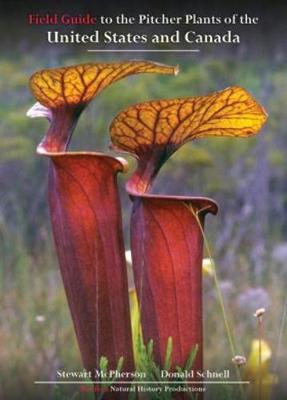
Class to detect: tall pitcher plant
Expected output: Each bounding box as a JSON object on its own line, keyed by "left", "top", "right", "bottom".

{"left": 27, "top": 61, "right": 177, "bottom": 398}
{"left": 28, "top": 60, "right": 267, "bottom": 399}
{"left": 110, "top": 87, "right": 267, "bottom": 373}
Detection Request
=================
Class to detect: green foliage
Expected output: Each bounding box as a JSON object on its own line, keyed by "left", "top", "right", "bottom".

{"left": 183, "top": 345, "right": 199, "bottom": 372}
{"left": 163, "top": 337, "right": 173, "bottom": 371}
{"left": 130, "top": 336, "right": 200, "bottom": 400}
{"left": 97, "top": 356, "right": 125, "bottom": 400}
{"left": 47, "top": 341, "right": 201, "bottom": 399}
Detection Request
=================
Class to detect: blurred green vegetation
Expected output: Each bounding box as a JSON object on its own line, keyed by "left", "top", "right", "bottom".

{"left": 1, "top": 50, "right": 287, "bottom": 400}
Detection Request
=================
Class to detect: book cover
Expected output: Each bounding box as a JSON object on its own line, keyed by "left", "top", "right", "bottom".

{"left": 0, "top": 0, "right": 286, "bottom": 399}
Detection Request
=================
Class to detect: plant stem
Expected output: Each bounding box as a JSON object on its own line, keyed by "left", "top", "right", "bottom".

{"left": 257, "top": 317, "right": 263, "bottom": 400}
{"left": 188, "top": 205, "right": 245, "bottom": 400}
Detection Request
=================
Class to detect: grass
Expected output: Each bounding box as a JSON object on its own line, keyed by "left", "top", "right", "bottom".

{"left": 188, "top": 204, "right": 244, "bottom": 400}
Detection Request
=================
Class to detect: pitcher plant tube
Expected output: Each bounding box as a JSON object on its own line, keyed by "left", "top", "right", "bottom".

{"left": 27, "top": 60, "right": 178, "bottom": 382}
{"left": 110, "top": 87, "right": 267, "bottom": 374}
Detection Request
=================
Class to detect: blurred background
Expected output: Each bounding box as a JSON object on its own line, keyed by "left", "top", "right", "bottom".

{"left": 0, "top": 0, "right": 287, "bottom": 399}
